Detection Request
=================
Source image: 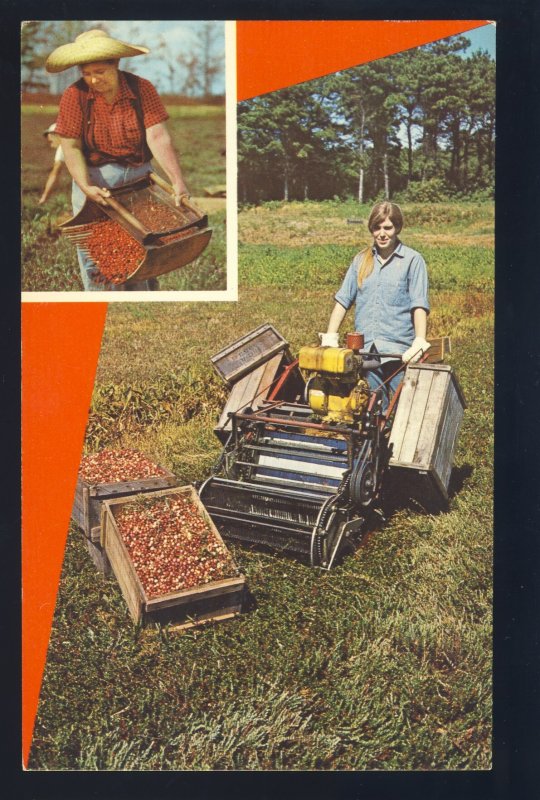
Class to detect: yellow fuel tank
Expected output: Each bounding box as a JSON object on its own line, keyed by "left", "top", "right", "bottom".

{"left": 299, "top": 345, "right": 354, "bottom": 374}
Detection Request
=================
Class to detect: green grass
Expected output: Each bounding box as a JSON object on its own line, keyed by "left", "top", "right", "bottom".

{"left": 21, "top": 107, "right": 226, "bottom": 292}
{"left": 28, "top": 201, "right": 493, "bottom": 770}
{"left": 239, "top": 243, "right": 493, "bottom": 292}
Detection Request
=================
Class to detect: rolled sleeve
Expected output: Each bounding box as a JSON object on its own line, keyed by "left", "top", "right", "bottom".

{"left": 408, "top": 253, "right": 430, "bottom": 313}
{"left": 55, "top": 85, "right": 84, "bottom": 139}
{"left": 334, "top": 258, "right": 359, "bottom": 310}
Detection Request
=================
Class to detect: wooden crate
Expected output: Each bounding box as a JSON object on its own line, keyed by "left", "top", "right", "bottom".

{"left": 72, "top": 468, "right": 178, "bottom": 545}
{"left": 214, "top": 351, "right": 285, "bottom": 440}
{"left": 211, "top": 324, "right": 305, "bottom": 442}
{"left": 211, "top": 323, "right": 289, "bottom": 386}
{"left": 85, "top": 537, "right": 113, "bottom": 577}
{"left": 101, "top": 486, "right": 246, "bottom": 628}
{"left": 388, "top": 364, "right": 466, "bottom": 507}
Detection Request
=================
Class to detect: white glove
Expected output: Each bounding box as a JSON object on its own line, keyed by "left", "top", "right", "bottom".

{"left": 319, "top": 332, "right": 339, "bottom": 347}
{"left": 402, "top": 337, "right": 431, "bottom": 364}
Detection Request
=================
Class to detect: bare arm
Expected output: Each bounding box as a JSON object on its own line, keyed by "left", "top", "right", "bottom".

{"left": 38, "top": 161, "right": 64, "bottom": 204}
{"left": 412, "top": 307, "right": 428, "bottom": 339}
{"left": 146, "top": 122, "right": 189, "bottom": 205}
{"left": 327, "top": 301, "right": 348, "bottom": 333}
{"left": 60, "top": 138, "right": 111, "bottom": 206}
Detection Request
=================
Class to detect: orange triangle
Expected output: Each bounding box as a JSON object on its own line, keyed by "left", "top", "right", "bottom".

{"left": 237, "top": 20, "right": 489, "bottom": 101}
{"left": 21, "top": 303, "right": 107, "bottom": 768}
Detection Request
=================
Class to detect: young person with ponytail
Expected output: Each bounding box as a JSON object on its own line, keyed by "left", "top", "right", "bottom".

{"left": 321, "top": 201, "right": 430, "bottom": 407}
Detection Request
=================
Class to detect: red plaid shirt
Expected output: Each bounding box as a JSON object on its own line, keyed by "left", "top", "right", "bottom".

{"left": 55, "top": 71, "right": 168, "bottom": 164}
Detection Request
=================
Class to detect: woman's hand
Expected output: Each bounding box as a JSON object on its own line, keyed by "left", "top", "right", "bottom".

{"left": 402, "top": 337, "right": 431, "bottom": 363}
{"left": 172, "top": 182, "right": 190, "bottom": 208}
{"left": 83, "top": 185, "right": 111, "bottom": 206}
{"left": 319, "top": 332, "right": 339, "bottom": 347}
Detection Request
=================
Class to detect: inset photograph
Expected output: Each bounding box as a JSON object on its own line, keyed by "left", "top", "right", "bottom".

{"left": 21, "top": 21, "right": 229, "bottom": 294}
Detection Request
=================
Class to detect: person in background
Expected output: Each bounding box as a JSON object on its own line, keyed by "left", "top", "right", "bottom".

{"left": 45, "top": 28, "right": 190, "bottom": 291}
{"left": 39, "top": 123, "right": 66, "bottom": 205}
{"left": 322, "top": 201, "right": 431, "bottom": 410}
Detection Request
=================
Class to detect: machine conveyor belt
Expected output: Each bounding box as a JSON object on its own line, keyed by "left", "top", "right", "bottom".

{"left": 198, "top": 476, "right": 334, "bottom": 544}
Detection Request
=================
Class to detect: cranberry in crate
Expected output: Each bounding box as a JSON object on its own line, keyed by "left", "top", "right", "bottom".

{"left": 72, "top": 449, "right": 178, "bottom": 574}
{"left": 101, "top": 486, "right": 247, "bottom": 628}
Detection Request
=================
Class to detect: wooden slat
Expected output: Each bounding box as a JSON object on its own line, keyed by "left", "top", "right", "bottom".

{"left": 167, "top": 611, "right": 239, "bottom": 633}
{"left": 101, "top": 503, "right": 146, "bottom": 623}
{"left": 211, "top": 324, "right": 288, "bottom": 384}
{"left": 424, "top": 336, "right": 451, "bottom": 364}
{"left": 433, "top": 382, "right": 465, "bottom": 488}
{"left": 215, "top": 356, "right": 283, "bottom": 433}
{"left": 388, "top": 368, "right": 420, "bottom": 462}
{"left": 397, "top": 369, "right": 434, "bottom": 464}
{"left": 252, "top": 353, "right": 284, "bottom": 409}
{"left": 412, "top": 369, "right": 449, "bottom": 467}
{"left": 85, "top": 538, "right": 112, "bottom": 576}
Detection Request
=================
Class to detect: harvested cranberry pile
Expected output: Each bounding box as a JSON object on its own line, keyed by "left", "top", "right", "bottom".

{"left": 126, "top": 196, "right": 183, "bottom": 232}
{"left": 79, "top": 220, "right": 145, "bottom": 284}
{"left": 79, "top": 449, "right": 169, "bottom": 485}
{"left": 115, "top": 494, "right": 238, "bottom": 597}
{"left": 156, "top": 228, "right": 195, "bottom": 245}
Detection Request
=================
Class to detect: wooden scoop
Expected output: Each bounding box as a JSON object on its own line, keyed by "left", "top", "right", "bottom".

{"left": 149, "top": 172, "right": 205, "bottom": 216}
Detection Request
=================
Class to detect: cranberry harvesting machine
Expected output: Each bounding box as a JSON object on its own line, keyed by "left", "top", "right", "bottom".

{"left": 199, "top": 325, "right": 465, "bottom": 570}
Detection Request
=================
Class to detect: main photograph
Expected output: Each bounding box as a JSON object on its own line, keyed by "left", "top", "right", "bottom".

{"left": 21, "top": 20, "right": 228, "bottom": 294}
{"left": 29, "top": 25, "right": 494, "bottom": 770}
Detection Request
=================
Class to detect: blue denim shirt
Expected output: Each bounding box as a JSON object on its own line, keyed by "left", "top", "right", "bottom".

{"left": 334, "top": 241, "right": 430, "bottom": 357}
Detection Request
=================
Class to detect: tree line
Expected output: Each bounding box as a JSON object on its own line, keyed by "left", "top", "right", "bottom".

{"left": 238, "top": 37, "right": 495, "bottom": 204}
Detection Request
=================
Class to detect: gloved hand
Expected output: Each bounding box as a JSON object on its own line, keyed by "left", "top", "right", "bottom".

{"left": 402, "top": 337, "right": 431, "bottom": 363}
{"left": 319, "top": 332, "right": 339, "bottom": 347}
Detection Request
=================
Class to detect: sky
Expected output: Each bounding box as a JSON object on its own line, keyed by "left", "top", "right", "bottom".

{"left": 462, "top": 23, "right": 496, "bottom": 57}
{"left": 40, "top": 20, "right": 494, "bottom": 97}
{"left": 92, "top": 20, "right": 225, "bottom": 94}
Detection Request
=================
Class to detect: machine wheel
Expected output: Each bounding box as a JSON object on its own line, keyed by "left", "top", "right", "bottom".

{"left": 350, "top": 457, "right": 377, "bottom": 508}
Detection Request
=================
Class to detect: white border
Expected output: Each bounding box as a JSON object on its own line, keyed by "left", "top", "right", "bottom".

{"left": 21, "top": 20, "right": 238, "bottom": 304}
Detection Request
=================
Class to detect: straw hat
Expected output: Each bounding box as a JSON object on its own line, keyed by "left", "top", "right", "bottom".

{"left": 45, "top": 29, "right": 149, "bottom": 73}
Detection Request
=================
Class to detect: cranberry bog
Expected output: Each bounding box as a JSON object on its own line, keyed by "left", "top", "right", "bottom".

{"left": 30, "top": 201, "right": 493, "bottom": 770}
{"left": 101, "top": 486, "right": 246, "bottom": 628}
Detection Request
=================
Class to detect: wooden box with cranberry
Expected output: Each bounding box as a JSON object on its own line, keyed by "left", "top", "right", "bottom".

{"left": 71, "top": 449, "right": 178, "bottom": 575}
{"left": 101, "top": 486, "right": 247, "bottom": 628}
{"left": 72, "top": 449, "right": 178, "bottom": 544}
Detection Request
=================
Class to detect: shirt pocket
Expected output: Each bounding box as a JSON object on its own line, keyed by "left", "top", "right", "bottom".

{"left": 122, "top": 107, "right": 143, "bottom": 144}
{"left": 379, "top": 268, "right": 408, "bottom": 306}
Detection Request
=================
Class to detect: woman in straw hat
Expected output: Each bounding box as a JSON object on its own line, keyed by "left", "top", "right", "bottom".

{"left": 46, "top": 29, "right": 190, "bottom": 291}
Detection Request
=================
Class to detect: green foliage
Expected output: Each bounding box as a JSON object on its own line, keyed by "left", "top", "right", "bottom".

{"left": 238, "top": 39, "right": 495, "bottom": 203}
{"left": 238, "top": 200, "right": 494, "bottom": 293}
{"left": 396, "top": 178, "right": 453, "bottom": 203}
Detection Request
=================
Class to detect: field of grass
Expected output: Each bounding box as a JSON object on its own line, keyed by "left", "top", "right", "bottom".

{"left": 28, "top": 201, "right": 494, "bottom": 771}
{"left": 21, "top": 105, "right": 226, "bottom": 292}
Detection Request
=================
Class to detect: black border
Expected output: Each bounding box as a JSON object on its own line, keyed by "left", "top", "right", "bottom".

{"left": 5, "top": 1, "right": 540, "bottom": 798}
